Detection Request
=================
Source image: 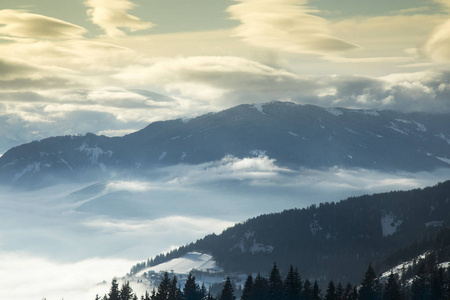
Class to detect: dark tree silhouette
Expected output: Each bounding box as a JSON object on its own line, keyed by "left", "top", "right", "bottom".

{"left": 269, "top": 263, "right": 285, "bottom": 300}
{"left": 219, "top": 277, "right": 236, "bottom": 300}
{"left": 284, "top": 266, "right": 302, "bottom": 300}
{"left": 241, "top": 275, "right": 253, "bottom": 300}
{"left": 325, "top": 280, "right": 336, "bottom": 300}
{"left": 358, "top": 264, "right": 381, "bottom": 300}
{"left": 109, "top": 278, "right": 121, "bottom": 300}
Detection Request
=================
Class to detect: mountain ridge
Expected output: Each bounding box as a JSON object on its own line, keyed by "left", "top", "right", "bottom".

{"left": 1, "top": 101, "right": 450, "bottom": 185}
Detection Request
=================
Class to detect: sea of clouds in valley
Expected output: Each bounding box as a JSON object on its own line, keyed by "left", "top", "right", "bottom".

{"left": 0, "top": 155, "right": 450, "bottom": 300}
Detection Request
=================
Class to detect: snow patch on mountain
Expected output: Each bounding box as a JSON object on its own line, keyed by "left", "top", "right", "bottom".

{"left": 59, "top": 158, "right": 73, "bottom": 172}
{"left": 233, "top": 232, "right": 274, "bottom": 254}
{"left": 251, "top": 103, "right": 266, "bottom": 114}
{"left": 346, "top": 128, "right": 360, "bottom": 135}
{"left": 159, "top": 152, "right": 167, "bottom": 161}
{"left": 436, "top": 157, "right": 450, "bottom": 165}
{"left": 388, "top": 122, "right": 408, "bottom": 135}
{"left": 380, "top": 251, "right": 430, "bottom": 281}
{"left": 180, "top": 152, "right": 187, "bottom": 161}
{"left": 13, "top": 162, "right": 51, "bottom": 181}
{"left": 249, "top": 241, "right": 274, "bottom": 254}
{"left": 325, "top": 107, "right": 343, "bottom": 116}
{"left": 436, "top": 133, "right": 450, "bottom": 144}
{"left": 249, "top": 150, "right": 266, "bottom": 157}
{"left": 381, "top": 212, "right": 402, "bottom": 237}
{"left": 137, "top": 252, "right": 222, "bottom": 276}
{"left": 362, "top": 110, "right": 380, "bottom": 116}
{"left": 77, "top": 143, "right": 113, "bottom": 164}
{"left": 425, "top": 220, "right": 443, "bottom": 227}
{"left": 310, "top": 219, "right": 322, "bottom": 236}
{"left": 414, "top": 122, "right": 427, "bottom": 132}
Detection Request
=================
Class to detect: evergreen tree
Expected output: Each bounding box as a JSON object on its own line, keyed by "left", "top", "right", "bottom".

{"left": 342, "top": 283, "right": 353, "bottom": 300}
{"left": 109, "top": 278, "right": 121, "bottom": 300}
{"left": 358, "top": 263, "right": 381, "bottom": 300}
{"left": 95, "top": 295, "right": 101, "bottom": 300}
{"left": 411, "top": 264, "right": 430, "bottom": 300}
{"left": 312, "top": 281, "right": 321, "bottom": 300}
{"left": 252, "top": 273, "right": 269, "bottom": 300}
{"left": 155, "top": 272, "right": 172, "bottom": 300}
{"left": 169, "top": 275, "right": 181, "bottom": 300}
{"left": 241, "top": 275, "right": 253, "bottom": 300}
{"left": 382, "top": 273, "right": 401, "bottom": 300}
{"left": 143, "top": 291, "right": 151, "bottom": 300}
{"left": 430, "top": 268, "right": 444, "bottom": 300}
{"left": 120, "top": 281, "right": 134, "bottom": 300}
{"left": 219, "top": 277, "right": 236, "bottom": 300}
{"left": 324, "top": 280, "right": 336, "bottom": 300}
{"left": 269, "top": 263, "right": 285, "bottom": 300}
{"left": 302, "top": 280, "right": 312, "bottom": 300}
{"left": 200, "top": 284, "right": 208, "bottom": 300}
{"left": 184, "top": 273, "right": 202, "bottom": 300}
{"left": 335, "top": 283, "right": 343, "bottom": 300}
{"left": 351, "top": 287, "right": 358, "bottom": 300}
{"left": 284, "top": 266, "right": 302, "bottom": 300}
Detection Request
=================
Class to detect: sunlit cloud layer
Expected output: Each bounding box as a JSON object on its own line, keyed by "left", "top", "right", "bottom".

{"left": 425, "top": 20, "right": 450, "bottom": 62}
{"left": 0, "top": 1, "right": 449, "bottom": 151}
{"left": 0, "top": 10, "right": 86, "bottom": 39}
{"left": 85, "top": 0, "right": 154, "bottom": 37}
{"left": 228, "top": 0, "right": 357, "bottom": 55}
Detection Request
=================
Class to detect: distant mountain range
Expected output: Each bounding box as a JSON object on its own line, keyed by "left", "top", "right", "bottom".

{"left": 1, "top": 102, "right": 450, "bottom": 185}
{"left": 131, "top": 180, "right": 450, "bottom": 285}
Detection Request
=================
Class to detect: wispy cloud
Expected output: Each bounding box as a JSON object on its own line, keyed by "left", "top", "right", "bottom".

{"left": 85, "top": 0, "right": 154, "bottom": 37}
{"left": 227, "top": 0, "right": 357, "bottom": 55}
{"left": 114, "top": 56, "right": 303, "bottom": 100}
{"left": 0, "top": 10, "right": 86, "bottom": 39}
{"left": 425, "top": 20, "right": 450, "bottom": 62}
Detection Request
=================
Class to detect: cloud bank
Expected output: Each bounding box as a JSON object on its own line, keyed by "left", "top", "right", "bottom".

{"left": 1, "top": 155, "right": 450, "bottom": 299}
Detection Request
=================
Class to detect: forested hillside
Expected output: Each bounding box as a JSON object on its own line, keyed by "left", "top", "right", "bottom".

{"left": 134, "top": 181, "right": 450, "bottom": 284}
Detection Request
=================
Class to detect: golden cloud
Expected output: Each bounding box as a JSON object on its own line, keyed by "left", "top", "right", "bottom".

{"left": 227, "top": 0, "right": 357, "bottom": 55}
{"left": 425, "top": 20, "right": 450, "bottom": 62}
{"left": 85, "top": 0, "right": 154, "bottom": 37}
{"left": 0, "top": 10, "right": 86, "bottom": 39}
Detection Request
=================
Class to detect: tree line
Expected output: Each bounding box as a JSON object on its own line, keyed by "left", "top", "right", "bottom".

{"left": 98, "top": 256, "right": 450, "bottom": 300}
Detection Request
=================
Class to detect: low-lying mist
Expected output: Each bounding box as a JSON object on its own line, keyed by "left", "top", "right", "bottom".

{"left": 1, "top": 155, "right": 449, "bottom": 300}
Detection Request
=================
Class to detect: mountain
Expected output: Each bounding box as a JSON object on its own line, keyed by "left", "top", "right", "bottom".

{"left": 1, "top": 102, "right": 450, "bottom": 185}
{"left": 131, "top": 181, "right": 450, "bottom": 285}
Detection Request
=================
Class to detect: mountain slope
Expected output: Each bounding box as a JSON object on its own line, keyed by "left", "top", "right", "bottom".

{"left": 137, "top": 181, "right": 450, "bottom": 284}
{"left": 1, "top": 102, "right": 450, "bottom": 185}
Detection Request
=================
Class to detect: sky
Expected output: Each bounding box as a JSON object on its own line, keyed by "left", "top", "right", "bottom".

{"left": 0, "top": 0, "right": 450, "bottom": 153}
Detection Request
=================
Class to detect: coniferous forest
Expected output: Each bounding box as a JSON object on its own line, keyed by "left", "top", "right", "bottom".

{"left": 97, "top": 257, "right": 450, "bottom": 300}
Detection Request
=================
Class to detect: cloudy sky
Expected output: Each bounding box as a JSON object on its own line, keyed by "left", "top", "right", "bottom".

{"left": 0, "top": 0, "right": 450, "bottom": 153}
